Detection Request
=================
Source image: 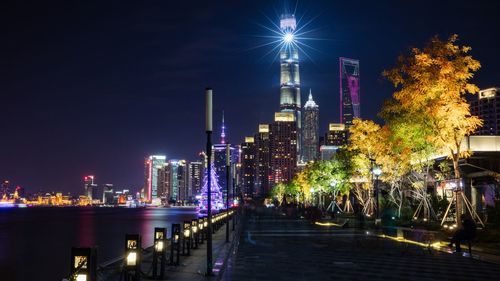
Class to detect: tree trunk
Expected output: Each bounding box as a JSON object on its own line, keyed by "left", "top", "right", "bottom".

{"left": 452, "top": 149, "right": 463, "bottom": 227}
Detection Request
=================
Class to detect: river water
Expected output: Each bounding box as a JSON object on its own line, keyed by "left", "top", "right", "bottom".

{"left": 0, "top": 207, "right": 198, "bottom": 281}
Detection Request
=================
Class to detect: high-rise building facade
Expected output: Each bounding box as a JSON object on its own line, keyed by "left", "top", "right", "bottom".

{"left": 83, "top": 175, "right": 95, "bottom": 200}
{"left": 325, "top": 123, "right": 347, "bottom": 146}
{"left": 189, "top": 161, "right": 204, "bottom": 197}
{"left": 241, "top": 137, "right": 257, "bottom": 197}
{"left": 270, "top": 112, "right": 298, "bottom": 185}
{"left": 471, "top": 87, "right": 500, "bottom": 135}
{"left": 303, "top": 90, "right": 319, "bottom": 162}
{"left": 279, "top": 14, "right": 302, "bottom": 161}
{"left": 340, "top": 58, "right": 360, "bottom": 127}
{"left": 144, "top": 155, "right": 166, "bottom": 202}
{"left": 103, "top": 184, "right": 114, "bottom": 205}
{"left": 160, "top": 159, "right": 189, "bottom": 203}
{"left": 255, "top": 124, "right": 271, "bottom": 197}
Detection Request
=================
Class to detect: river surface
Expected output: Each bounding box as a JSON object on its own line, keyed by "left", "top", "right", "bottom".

{"left": 0, "top": 207, "right": 198, "bottom": 281}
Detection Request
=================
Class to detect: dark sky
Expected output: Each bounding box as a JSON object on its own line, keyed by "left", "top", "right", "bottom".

{"left": 1, "top": 0, "right": 499, "bottom": 194}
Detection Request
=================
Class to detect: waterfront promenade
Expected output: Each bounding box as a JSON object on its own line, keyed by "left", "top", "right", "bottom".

{"left": 221, "top": 206, "right": 500, "bottom": 281}
{"left": 86, "top": 206, "right": 500, "bottom": 281}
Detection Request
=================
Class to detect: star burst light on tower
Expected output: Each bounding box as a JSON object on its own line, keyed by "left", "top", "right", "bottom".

{"left": 250, "top": 10, "right": 321, "bottom": 63}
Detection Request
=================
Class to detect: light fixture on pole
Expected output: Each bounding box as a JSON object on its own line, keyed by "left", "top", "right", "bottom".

{"left": 205, "top": 87, "right": 213, "bottom": 276}
{"left": 225, "top": 143, "right": 230, "bottom": 243}
{"left": 372, "top": 166, "right": 382, "bottom": 221}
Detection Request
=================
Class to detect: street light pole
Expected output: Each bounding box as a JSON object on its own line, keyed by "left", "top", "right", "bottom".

{"left": 225, "top": 143, "right": 230, "bottom": 243}
{"left": 232, "top": 163, "right": 236, "bottom": 231}
{"left": 372, "top": 166, "right": 382, "bottom": 222}
{"left": 205, "top": 88, "right": 213, "bottom": 276}
{"left": 375, "top": 174, "right": 380, "bottom": 220}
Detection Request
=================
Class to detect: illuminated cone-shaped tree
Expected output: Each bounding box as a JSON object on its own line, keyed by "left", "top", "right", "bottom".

{"left": 199, "top": 164, "right": 224, "bottom": 210}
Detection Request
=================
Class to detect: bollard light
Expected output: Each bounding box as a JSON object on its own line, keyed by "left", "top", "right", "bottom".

{"left": 192, "top": 219, "right": 199, "bottom": 249}
{"left": 154, "top": 228, "right": 166, "bottom": 253}
{"left": 192, "top": 219, "right": 198, "bottom": 234}
{"left": 198, "top": 218, "right": 204, "bottom": 243}
{"left": 125, "top": 235, "right": 140, "bottom": 267}
{"left": 183, "top": 221, "right": 191, "bottom": 255}
{"left": 153, "top": 227, "right": 167, "bottom": 279}
{"left": 70, "top": 247, "right": 96, "bottom": 281}
{"left": 124, "top": 234, "right": 141, "bottom": 281}
{"left": 170, "top": 223, "right": 181, "bottom": 265}
{"left": 183, "top": 221, "right": 191, "bottom": 238}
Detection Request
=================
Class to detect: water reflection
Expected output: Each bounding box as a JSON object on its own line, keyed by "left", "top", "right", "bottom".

{"left": 0, "top": 207, "right": 198, "bottom": 281}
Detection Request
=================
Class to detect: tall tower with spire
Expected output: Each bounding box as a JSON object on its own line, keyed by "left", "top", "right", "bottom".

{"left": 303, "top": 89, "right": 319, "bottom": 162}
{"left": 220, "top": 110, "right": 226, "bottom": 144}
{"left": 212, "top": 111, "right": 238, "bottom": 203}
{"left": 279, "top": 13, "right": 302, "bottom": 163}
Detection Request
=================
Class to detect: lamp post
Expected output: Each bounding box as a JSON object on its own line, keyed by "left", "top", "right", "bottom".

{"left": 225, "top": 143, "right": 230, "bottom": 243}
{"left": 232, "top": 162, "right": 236, "bottom": 231}
{"left": 205, "top": 88, "right": 213, "bottom": 276}
{"left": 152, "top": 228, "right": 166, "bottom": 279}
{"left": 70, "top": 247, "right": 96, "bottom": 281}
{"left": 372, "top": 166, "right": 382, "bottom": 221}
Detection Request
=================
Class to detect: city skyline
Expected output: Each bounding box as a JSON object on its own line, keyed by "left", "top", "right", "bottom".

{"left": 2, "top": 0, "right": 500, "bottom": 192}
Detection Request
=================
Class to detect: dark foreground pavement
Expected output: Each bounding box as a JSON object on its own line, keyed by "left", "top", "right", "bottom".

{"left": 222, "top": 208, "right": 500, "bottom": 281}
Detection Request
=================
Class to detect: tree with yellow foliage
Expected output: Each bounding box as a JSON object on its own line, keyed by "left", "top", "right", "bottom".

{"left": 383, "top": 35, "right": 482, "bottom": 224}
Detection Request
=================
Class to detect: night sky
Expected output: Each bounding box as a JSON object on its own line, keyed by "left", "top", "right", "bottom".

{"left": 1, "top": 0, "right": 499, "bottom": 194}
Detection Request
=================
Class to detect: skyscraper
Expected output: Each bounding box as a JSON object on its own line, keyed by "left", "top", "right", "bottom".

{"left": 325, "top": 123, "right": 347, "bottom": 146}
{"left": 189, "top": 161, "right": 204, "bottom": 197}
{"left": 279, "top": 14, "right": 302, "bottom": 161}
{"left": 144, "top": 155, "right": 166, "bottom": 202}
{"left": 160, "top": 159, "right": 189, "bottom": 204}
{"left": 213, "top": 113, "right": 238, "bottom": 202}
{"left": 83, "top": 175, "right": 95, "bottom": 200}
{"left": 303, "top": 90, "right": 319, "bottom": 162}
{"left": 471, "top": 87, "right": 500, "bottom": 135}
{"left": 255, "top": 124, "right": 271, "bottom": 196}
{"left": 340, "top": 58, "right": 360, "bottom": 127}
{"left": 241, "top": 137, "right": 257, "bottom": 197}
{"left": 270, "top": 112, "right": 298, "bottom": 185}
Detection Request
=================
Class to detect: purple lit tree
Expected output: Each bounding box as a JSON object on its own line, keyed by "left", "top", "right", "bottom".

{"left": 199, "top": 164, "right": 224, "bottom": 210}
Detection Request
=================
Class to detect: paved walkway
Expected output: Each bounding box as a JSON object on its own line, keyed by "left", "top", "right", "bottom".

{"left": 98, "top": 216, "right": 240, "bottom": 281}
{"left": 222, "top": 208, "right": 500, "bottom": 281}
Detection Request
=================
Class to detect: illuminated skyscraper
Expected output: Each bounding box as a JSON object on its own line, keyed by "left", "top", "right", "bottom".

{"left": 325, "top": 123, "right": 347, "bottom": 146}
{"left": 279, "top": 14, "right": 302, "bottom": 161}
{"left": 471, "top": 87, "right": 500, "bottom": 135}
{"left": 303, "top": 90, "right": 319, "bottom": 162}
{"left": 83, "top": 175, "right": 95, "bottom": 200}
{"left": 255, "top": 124, "right": 271, "bottom": 196}
{"left": 189, "top": 161, "right": 203, "bottom": 197}
{"left": 340, "top": 58, "right": 360, "bottom": 127}
{"left": 144, "top": 155, "right": 166, "bottom": 202}
{"left": 161, "top": 159, "right": 189, "bottom": 203}
{"left": 241, "top": 137, "right": 257, "bottom": 197}
{"left": 270, "top": 112, "right": 297, "bottom": 185}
